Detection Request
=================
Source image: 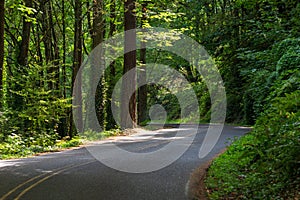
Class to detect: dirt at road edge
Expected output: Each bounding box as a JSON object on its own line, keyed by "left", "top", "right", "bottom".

{"left": 187, "top": 150, "right": 227, "bottom": 200}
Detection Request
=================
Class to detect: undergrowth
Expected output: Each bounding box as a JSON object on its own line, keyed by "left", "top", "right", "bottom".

{"left": 0, "top": 129, "right": 123, "bottom": 160}
{"left": 205, "top": 90, "right": 300, "bottom": 199}
{"left": 0, "top": 136, "right": 82, "bottom": 159}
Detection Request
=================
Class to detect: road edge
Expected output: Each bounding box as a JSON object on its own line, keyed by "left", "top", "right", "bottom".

{"left": 186, "top": 149, "right": 227, "bottom": 200}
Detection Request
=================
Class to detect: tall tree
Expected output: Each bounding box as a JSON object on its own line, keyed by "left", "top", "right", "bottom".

{"left": 40, "top": 0, "right": 60, "bottom": 90}
{"left": 40, "top": 0, "right": 52, "bottom": 64}
{"left": 121, "top": 0, "right": 137, "bottom": 129}
{"left": 138, "top": 2, "right": 147, "bottom": 124}
{"left": 62, "top": 0, "right": 66, "bottom": 98}
{"left": 92, "top": 0, "right": 106, "bottom": 129}
{"left": 72, "top": 0, "right": 83, "bottom": 134}
{"left": 49, "top": 1, "right": 60, "bottom": 91}
{"left": 105, "top": 0, "right": 117, "bottom": 130}
{"left": 0, "top": 0, "right": 4, "bottom": 108}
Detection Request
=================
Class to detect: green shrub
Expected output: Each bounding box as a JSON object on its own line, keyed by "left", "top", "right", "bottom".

{"left": 206, "top": 90, "right": 300, "bottom": 199}
{"left": 0, "top": 64, "right": 72, "bottom": 158}
{"left": 55, "top": 137, "right": 83, "bottom": 148}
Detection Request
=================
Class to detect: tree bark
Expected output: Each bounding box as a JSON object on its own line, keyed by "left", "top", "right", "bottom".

{"left": 105, "top": 0, "right": 117, "bottom": 130}
{"left": 72, "top": 0, "right": 83, "bottom": 134}
{"left": 40, "top": 0, "right": 52, "bottom": 64}
{"left": 62, "top": 0, "right": 66, "bottom": 98}
{"left": 92, "top": 0, "right": 104, "bottom": 49}
{"left": 13, "top": 0, "right": 32, "bottom": 111}
{"left": 17, "top": 0, "right": 33, "bottom": 67}
{"left": 92, "top": 0, "right": 106, "bottom": 130}
{"left": 49, "top": 1, "right": 60, "bottom": 91}
{"left": 0, "top": 0, "right": 4, "bottom": 108}
{"left": 138, "top": 2, "right": 147, "bottom": 125}
{"left": 121, "top": 0, "right": 137, "bottom": 129}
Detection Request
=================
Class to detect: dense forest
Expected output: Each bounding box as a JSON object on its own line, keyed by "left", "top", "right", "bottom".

{"left": 0, "top": 0, "right": 299, "bottom": 198}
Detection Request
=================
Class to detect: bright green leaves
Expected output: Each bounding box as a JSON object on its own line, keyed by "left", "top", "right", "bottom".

{"left": 17, "top": 4, "right": 36, "bottom": 15}
{"left": 0, "top": 63, "right": 72, "bottom": 158}
{"left": 17, "top": 3, "right": 37, "bottom": 23}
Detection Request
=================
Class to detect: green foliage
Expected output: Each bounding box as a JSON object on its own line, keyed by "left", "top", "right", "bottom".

{"left": 1, "top": 7, "right": 299, "bottom": 200}
{"left": 0, "top": 135, "right": 83, "bottom": 159}
{"left": 202, "top": 3, "right": 300, "bottom": 192}
{"left": 55, "top": 136, "right": 83, "bottom": 149}
{"left": 206, "top": 90, "right": 300, "bottom": 199}
{"left": 0, "top": 63, "right": 71, "bottom": 158}
{"left": 193, "top": 82, "right": 211, "bottom": 122}
{"left": 0, "top": 133, "right": 32, "bottom": 159}
{"left": 206, "top": 35, "right": 300, "bottom": 199}
{"left": 239, "top": 38, "right": 300, "bottom": 124}
{"left": 146, "top": 81, "right": 210, "bottom": 124}
{"left": 182, "top": 0, "right": 300, "bottom": 123}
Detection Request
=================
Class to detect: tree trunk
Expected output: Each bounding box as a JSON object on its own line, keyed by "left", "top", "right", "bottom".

{"left": 138, "top": 2, "right": 147, "bottom": 125}
{"left": 93, "top": 0, "right": 106, "bottom": 129}
{"left": 62, "top": 0, "right": 66, "bottom": 98}
{"left": 105, "top": 0, "right": 117, "bottom": 130}
{"left": 121, "top": 0, "right": 137, "bottom": 129}
{"left": 92, "top": 0, "right": 104, "bottom": 49}
{"left": 49, "top": 1, "right": 60, "bottom": 91}
{"left": 17, "top": 0, "right": 32, "bottom": 66}
{"left": 14, "top": 0, "right": 32, "bottom": 111}
{"left": 40, "top": 0, "right": 52, "bottom": 64}
{"left": 71, "top": 0, "right": 83, "bottom": 134}
{"left": 0, "top": 0, "right": 4, "bottom": 108}
{"left": 57, "top": 0, "right": 68, "bottom": 138}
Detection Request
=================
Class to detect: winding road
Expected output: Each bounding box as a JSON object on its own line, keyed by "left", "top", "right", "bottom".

{"left": 0, "top": 125, "right": 250, "bottom": 200}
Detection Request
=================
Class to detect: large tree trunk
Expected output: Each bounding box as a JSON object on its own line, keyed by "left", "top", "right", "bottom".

{"left": 121, "top": 0, "right": 137, "bottom": 129}
{"left": 138, "top": 2, "right": 147, "bottom": 125}
{"left": 71, "top": 0, "right": 83, "bottom": 134}
{"left": 58, "top": 0, "right": 68, "bottom": 137}
{"left": 105, "top": 0, "right": 117, "bottom": 130}
{"left": 92, "top": 0, "right": 106, "bottom": 130}
{"left": 0, "top": 0, "right": 4, "bottom": 108}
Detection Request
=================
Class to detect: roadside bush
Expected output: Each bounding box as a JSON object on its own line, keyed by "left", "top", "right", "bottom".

{"left": 0, "top": 64, "right": 71, "bottom": 158}
{"left": 206, "top": 90, "right": 300, "bottom": 199}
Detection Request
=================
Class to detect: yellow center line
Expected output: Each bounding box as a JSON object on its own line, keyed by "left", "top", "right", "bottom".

{"left": 0, "top": 160, "right": 96, "bottom": 200}
{"left": 15, "top": 160, "right": 95, "bottom": 200}
{"left": 0, "top": 172, "right": 48, "bottom": 200}
{"left": 2, "top": 132, "right": 197, "bottom": 199}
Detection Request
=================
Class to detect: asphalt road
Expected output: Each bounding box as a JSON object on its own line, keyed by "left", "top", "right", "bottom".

{"left": 0, "top": 125, "right": 251, "bottom": 200}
